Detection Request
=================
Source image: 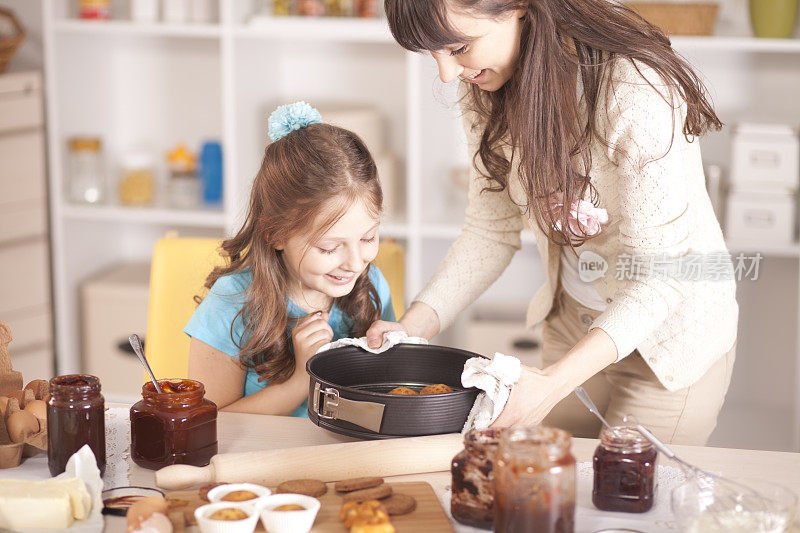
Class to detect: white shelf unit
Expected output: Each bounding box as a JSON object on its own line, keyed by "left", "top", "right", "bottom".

{"left": 42, "top": 0, "right": 800, "bottom": 450}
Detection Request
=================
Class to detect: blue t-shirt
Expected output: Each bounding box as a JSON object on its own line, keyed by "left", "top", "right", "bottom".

{"left": 184, "top": 265, "right": 395, "bottom": 417}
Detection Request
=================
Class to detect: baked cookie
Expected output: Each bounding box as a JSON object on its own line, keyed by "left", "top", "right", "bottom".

{"left": 419, "top": 383, "right": 453, "bottom": 395}
{"left": 335, "top": 477, "right": 385, "bottom": 492}
{"left": 276, "top": 479, "right": 328, "bottom": 498}
{"left": 388, "top": 387, "right": 417, "bottom": 395}
{"left": 342, "top": 484, "right": 392, "bottom": 503}
{"left": 382, "top": 493, "right": 417, "bottom": 516}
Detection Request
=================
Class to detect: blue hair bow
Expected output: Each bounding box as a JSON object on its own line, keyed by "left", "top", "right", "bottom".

{"left": 268, "top": 101, "right": 323, "bottom": 142}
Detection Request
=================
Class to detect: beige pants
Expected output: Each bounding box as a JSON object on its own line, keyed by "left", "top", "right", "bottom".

{"left": 541, "top": 283, "right": 736, "bottom": 446}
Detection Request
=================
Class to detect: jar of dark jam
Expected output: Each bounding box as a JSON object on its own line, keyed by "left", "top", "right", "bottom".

{"left": 494, "top": 426, "right": 575, "bottom": 533}
{"left": 47, "top": 374, "right": 106, "bottom": 477}
{"left": 592, "top": 425, "right": 657, "bottom": 513}
{"left": 130, "top": 379, "right": 217, "bottom": 470}
{"left": 451, "top": 428, "right": 502, "bottom": 529}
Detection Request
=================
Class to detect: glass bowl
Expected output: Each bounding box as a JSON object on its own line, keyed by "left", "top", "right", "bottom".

{"left": 672, "top": 477, "right": 798, "bottom": 532}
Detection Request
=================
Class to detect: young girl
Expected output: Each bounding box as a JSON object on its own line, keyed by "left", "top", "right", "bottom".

{"left": 369, "top": 0, "right": 738, "bottom": 445}
{"left": 186, "top": 102, "right": 395, "bottom": 416}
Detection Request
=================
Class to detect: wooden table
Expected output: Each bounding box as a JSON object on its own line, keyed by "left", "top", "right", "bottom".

{"left": 97, "top": 410, "right": 800, "bottom": 532}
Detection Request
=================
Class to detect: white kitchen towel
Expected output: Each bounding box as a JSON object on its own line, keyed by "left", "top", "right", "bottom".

{"left": 316, "top": 330, "right": 428, "bottom": 354}
{"left": 461, "top": 352, "right": 522, "bottom": 433}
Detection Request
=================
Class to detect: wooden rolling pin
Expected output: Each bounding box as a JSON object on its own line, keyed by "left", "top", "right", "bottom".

{"left": 155, "top": 433, "right": 463, "bottom": 490}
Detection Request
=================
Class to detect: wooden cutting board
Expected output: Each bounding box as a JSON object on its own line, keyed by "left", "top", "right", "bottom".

{"left": 167, "top": 481, "right": 454, "bottom": 532}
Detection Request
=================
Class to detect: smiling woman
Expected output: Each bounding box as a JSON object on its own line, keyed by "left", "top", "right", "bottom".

{"left": 368, "top": 0, "right": 739, "bottom": 447}
{"left": 184, "top": 102, "right": 395, "bottom": 417}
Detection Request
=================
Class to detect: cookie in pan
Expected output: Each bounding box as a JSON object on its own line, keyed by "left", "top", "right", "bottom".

{"left": 388, "top": 387, "right": 417, "bottom": 395}
{"left": 419, "top": 383, "right": 453, "bottom": 395}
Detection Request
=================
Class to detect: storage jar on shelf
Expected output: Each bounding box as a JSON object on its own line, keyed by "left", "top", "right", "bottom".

{"left": 166, "top": 143, "right": 201, "bottom": 209}
{"left": 118, "top": 151, "right": 156, "bottom": 207}
{"left": 67, "top": 136, "right": 104, "bottom": 205}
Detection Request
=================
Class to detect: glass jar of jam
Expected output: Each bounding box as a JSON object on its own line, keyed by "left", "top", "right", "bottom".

{"left": 451, "top": 428, "right": 502, "bottom": 529}
{"left": 494, "top": 426, "right": 576, "bottom": 533}
{"left": 592, "top": 425, "right": 657, "bottom": 513}
{"left": 47, "top": 374, "right": 106, "bottom": 477}
{"left": 130, "top": 379, "right": 217, "bottom": 470}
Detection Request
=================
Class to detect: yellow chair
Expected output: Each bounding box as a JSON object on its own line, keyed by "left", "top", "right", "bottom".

{"left": 144, "top": 236, "right": 405, "bottom": 381}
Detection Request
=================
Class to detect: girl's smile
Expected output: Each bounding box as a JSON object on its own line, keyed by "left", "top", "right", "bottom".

{"left": 279, "top": 199, "right": 380, "bottom": 311}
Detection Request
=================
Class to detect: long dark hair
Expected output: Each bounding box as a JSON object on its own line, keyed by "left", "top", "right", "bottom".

{"left": 385, "top": 0, "right": 721, "bottom": 247}
{"left": 201, "top": 122, "right": 383, "bottom": 384}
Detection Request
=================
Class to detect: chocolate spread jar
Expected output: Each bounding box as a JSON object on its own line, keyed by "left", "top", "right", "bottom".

{"left": 130, "top": 379, "right": 217, "bottom": 470}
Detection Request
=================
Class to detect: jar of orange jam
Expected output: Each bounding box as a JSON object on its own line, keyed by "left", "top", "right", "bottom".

{"left": 130, "top": 379, "right": 217, "bottom": 470}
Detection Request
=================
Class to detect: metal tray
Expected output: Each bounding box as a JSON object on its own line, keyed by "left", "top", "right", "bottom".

{"left": 306, "top": 344, "right": 485, "bottom": 439}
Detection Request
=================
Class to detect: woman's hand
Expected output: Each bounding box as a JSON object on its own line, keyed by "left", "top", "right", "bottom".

{"left": 365, "top": 320, "right": 408, "bottom": 349}
{"left": 490, "top": 328, "right": 618, "bottom": 427}
{"left": 292, "top": 311, "right": 334, "bottom": 369}
{"left": 366, "top": 301, "right": 441, "bottom": 348}
{"left": 489, "top": 365, "right": 572, "bottom": 428}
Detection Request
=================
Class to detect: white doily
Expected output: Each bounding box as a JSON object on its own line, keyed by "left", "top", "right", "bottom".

{"left": 438, "top": 461, "right": 686, "bottom": 533}
{"left": 103, "top": 407, "right": 131, "bottom": 490}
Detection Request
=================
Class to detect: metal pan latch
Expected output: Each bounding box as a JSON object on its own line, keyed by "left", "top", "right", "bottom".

{"left": 313, "top": 382, "right": 386, "bottom": 433}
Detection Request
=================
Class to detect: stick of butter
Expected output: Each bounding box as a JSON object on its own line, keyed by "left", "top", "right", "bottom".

{"left": 0, "top": 477, "right": 91, "bottom": 529}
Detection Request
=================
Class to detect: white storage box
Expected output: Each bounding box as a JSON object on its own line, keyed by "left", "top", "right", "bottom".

{"left": 730, "top": 123, "right": 799, "bottom": 192}
{"left": 314, "top": 103, "right": 386, "bottom": 156}
{"left": 81, "top": 262, "right": 150, "bottom": 400}
{"left": 725, "top": 190, "right": 796, "bottom": 244}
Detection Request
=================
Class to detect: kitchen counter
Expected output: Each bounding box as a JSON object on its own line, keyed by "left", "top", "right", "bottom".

{"left": 102, "top": 410, "right": 800, "bottom": 532}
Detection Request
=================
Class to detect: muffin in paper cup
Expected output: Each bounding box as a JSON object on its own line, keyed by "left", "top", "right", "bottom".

{"left": 194, "top": 501, "right": 260, "bottom": 533}
{"left": 207, "top": 483, "right": 272, "bottom": 511}
{"left": 259, "top": 493, "right": 321, "bottom": 533}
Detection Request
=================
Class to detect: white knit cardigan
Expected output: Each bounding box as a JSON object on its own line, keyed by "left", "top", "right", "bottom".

{"left": 415, "top": 58, "right": 739, "bottom": 392}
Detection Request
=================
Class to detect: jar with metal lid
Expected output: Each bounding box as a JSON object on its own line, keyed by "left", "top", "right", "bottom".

{"left": 494, "top": 426, "right": 576, "bottom": 533}
{"left": 130, "top": 379, "right": 217, "bottom": 470}
{"left": 68, "top": 137, "right": 104, "bottom": 204}
{"left": 46, "top": 374, "right": 106, "bottom": 477}
{"left": 592, "top": 425, "right": 657, "bottom": 513}
{"left": 450, "top": 428, "right": 502, "bottom": 528}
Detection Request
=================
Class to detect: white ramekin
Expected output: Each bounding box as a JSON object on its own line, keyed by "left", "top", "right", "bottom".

{"left": 194, "top": 501, "right": 260, "bottom": 533}
{"left": 207, "top": 483, "right": 272, "bottom": 511}
{"left": 258, "top": 493, "right": 321, "bottom": 533}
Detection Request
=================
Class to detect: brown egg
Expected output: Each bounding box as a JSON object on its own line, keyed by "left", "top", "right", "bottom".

{"left": 126, "top": 496, "right": 169, "bottom": 532}
{"left": 6, "top": 410, "right": 40, "bottom": 443}
{"left": 24, "top": 379, "right": 49, "bottom": 401}
{"left": 24, "top": 399, "right": 47, "bottom": 420}
{"left": 4, "top": 397, "right": 20, "bottom": 416}
{"left": 8, "top": 390, "right": 25, "bottom": 408}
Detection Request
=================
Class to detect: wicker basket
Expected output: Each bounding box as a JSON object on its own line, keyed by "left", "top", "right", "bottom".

{"left": 625, "top": 2, "right": 719, "bottom": 36}
{"left": 0, "top": 7, "right": 26, "bottom": 74}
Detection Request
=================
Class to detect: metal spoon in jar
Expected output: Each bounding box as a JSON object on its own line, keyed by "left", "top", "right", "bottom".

{"left": 574, "top": 386, "right": 623, "bottom": 437}
{"left": 128, "top": 333, "right": 162, "bottom": 394}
